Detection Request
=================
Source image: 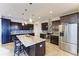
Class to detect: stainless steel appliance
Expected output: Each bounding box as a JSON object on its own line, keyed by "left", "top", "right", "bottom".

{"left": 59, "top": 23, "right": 77, "bottom": 55}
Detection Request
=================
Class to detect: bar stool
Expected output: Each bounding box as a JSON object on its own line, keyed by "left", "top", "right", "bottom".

{"left": 13, "top": 35, "right": 26, "bottom": 56}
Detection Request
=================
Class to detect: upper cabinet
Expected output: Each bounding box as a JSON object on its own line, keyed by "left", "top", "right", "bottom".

{"left": 60, "top": 12, "right": 79, "bottom": 24}
{"left": 10, "top": 22, "right": 22, "bottom": 30}
{"left": 41, "top": 22, "right": 48, "bottom": 31}
{"left": 52, "top": 20, "right": 60, "bottom": 25}
{"left": 52, "top": 20, "right": 60, "bottom": 31}
{"left": 10, "top": 22, "right": 34, "bottom": 30}
{"left": 22, "top": 24, "right": 34, "bottom": 30}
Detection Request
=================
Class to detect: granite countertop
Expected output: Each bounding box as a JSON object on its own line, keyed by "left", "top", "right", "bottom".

{"left": 16, "top": 35, "right": 46, "bottom": 47}
{"left": 51, "top": 34, "right": 59, "bottom": 36}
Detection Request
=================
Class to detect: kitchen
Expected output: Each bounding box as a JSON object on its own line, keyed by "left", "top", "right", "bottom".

{"left": 0, "top": 3, "right": 79, "bottom": 56}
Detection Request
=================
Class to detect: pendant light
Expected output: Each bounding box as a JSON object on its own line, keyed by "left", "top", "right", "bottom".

{"left": 29, "top": 18, "right": 32, "bottom": 23}
{"left": 29, "top": 3, "right": 33, "bottom": 23}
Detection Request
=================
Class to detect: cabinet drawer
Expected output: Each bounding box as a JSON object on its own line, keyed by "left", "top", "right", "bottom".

{"left": 59, "top": 42, "right": 77, "bottom": 55}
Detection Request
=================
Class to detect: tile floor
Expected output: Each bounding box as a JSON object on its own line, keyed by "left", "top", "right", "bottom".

{"left": 0, "top": 41, "right": 74, "bottom": 56}
{"left": 45, "top": 42, "right": 74, "bottom": 56}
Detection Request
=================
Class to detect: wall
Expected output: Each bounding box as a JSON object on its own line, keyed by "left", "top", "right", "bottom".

{"left": 34, "top": 22, "right": 42, "bottom": 37}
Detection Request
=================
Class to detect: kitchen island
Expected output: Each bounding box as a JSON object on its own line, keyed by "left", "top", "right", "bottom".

{"left": 17, "top": 35, "right": 46, "bottom": 56}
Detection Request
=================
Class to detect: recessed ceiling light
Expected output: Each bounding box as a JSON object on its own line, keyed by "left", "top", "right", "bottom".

{"left": 25, "top": 9, "right": 27, "bottom": 11}
{"left": 49, "top": 11, "right": 53, "bottom": 14}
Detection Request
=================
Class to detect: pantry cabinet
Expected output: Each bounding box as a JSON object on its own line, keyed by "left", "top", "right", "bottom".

{"left": 2, "top": 18, "right": 11, "bottom": 44}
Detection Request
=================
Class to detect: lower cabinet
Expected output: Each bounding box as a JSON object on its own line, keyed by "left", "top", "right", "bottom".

{"left": 40, "top": 34, "right": 46, "bottom": 39}
{"left": 29, "top": 33, "right": 35, "bottom": 36}
{"left": 50, "top": 35, "right": 59, "bottom": 45}
{"left": 27, "top": 41, "right": 45, "bottom": 56}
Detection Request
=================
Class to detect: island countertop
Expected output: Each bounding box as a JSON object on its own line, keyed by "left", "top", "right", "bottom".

{"left": 16, "top": 35, "right": 46, "bottom": 47}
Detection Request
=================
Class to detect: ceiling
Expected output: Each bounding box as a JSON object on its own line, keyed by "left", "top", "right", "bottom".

{"left": 0, "top": 3, "right": 79, "bottom": 23}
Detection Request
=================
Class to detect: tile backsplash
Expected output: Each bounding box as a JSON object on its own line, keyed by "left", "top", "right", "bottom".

{"left": 11, "top": 30, "right": 34, "bottom": 35}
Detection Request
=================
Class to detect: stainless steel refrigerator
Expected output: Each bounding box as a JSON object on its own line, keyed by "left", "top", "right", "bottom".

{"left": 59, "top": 23, "right": 77, "bottom": 55}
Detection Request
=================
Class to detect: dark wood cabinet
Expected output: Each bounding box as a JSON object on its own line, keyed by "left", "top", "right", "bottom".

{"left": 40, "top": 34, "right": 46, "bottom": 39}
{"left": 41, "top": 22, "right": 48, "bottom": 30}
{"left": 29, "top": 33, "right": 35, "bottom": 36}
{"left": 28, "top": 41, "right": 45, "bottom": 56}
{"left": 22, "top": 24, "right": 34, "bottom": 30}
{"left": 10, "top": 22, "right": 22, "bottom": 30}
{"left": 10, "top": 22, "right": 34, "bottom": 30}
{"left": 51, "top": 20, "right": 60, "bottom": 45}
{"left": 52, "top": 20, "right": 60, "bottom": 25}
{"left": 50, "top": 35, "right": 59, "bottom": 45}
{"left": 52, "top": 20, "right": 60, "bottom": 31}
{"left": 2, "top": 18, "right": 11, "bottom": 44}
{"left": 35, "top": 41, "right": 45, "bottom": 56}
{"left": 60, "top": 12, "right": 78, "bottom": 24}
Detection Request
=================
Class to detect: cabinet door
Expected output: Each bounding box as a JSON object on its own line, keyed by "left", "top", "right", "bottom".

{"left": 23, "top": 24, "right": 33, "bottom": 30}
{"left": 2, "top": 18, "right": 10, "bottom": 44}
{"left": 41, "top": 23, "right": 48, "bottom": 30}
{"left": 50, "top": 36, "right": 59, "bottom": 45}
{"left": 35, "top": 41, "right": 45, "bottom": 56}
{"left": 40, "top": 34, "right": 46, "bottom": 39}
{"left": 10, "top": 22, "right": 22, "bottom": 30}
{"left": 61, "top": 13, "right": 77, "bottom": 24}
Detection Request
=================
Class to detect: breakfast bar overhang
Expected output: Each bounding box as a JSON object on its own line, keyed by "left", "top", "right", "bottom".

{"left": 16, "top": 35, "right": 46, "bottom": 56}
